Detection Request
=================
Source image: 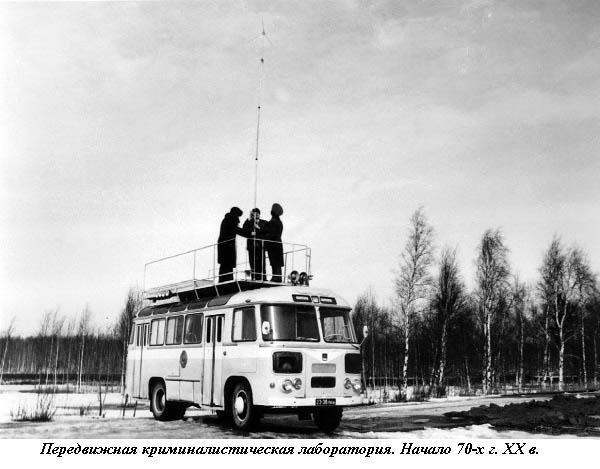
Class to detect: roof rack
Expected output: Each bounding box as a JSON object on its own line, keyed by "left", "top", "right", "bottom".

{"left": 143, "top": 238, "right": 311, "bottom": 305}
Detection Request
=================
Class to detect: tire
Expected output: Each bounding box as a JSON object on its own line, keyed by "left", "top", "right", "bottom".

{"left": 150, "top": 381, "right": 186, "bottom": 421}
{"left": 229, "top": 381, "right": 258, "bottom": 430}
{"left": 313, "top": 407, "right": 343, "bottom": 433}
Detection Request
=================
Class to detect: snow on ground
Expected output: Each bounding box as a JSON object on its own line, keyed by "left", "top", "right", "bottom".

{"left": 0, "top": 385, "right": 596, "bottom": 438}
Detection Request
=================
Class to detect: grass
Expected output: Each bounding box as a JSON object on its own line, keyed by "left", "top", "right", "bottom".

{"left": 10, "top": 390, "right": 57, "bottom": 422}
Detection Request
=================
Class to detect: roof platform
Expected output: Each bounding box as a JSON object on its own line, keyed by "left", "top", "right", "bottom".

{"left": 142, "top": 238, "right": 312, "bottom": 306}
{"left": 144, "top": 278, "right": 285, "bottom": 304}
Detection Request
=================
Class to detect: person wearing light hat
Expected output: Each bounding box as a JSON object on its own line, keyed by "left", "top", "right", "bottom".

{"left": 265, "top": 203, "right": 284, "bottom": 282}
{"left": 217, "top": 206, "right": 246, "bottom": 282}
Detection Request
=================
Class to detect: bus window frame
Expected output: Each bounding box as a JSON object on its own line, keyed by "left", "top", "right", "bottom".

{"left": 149, "top": 318, "right": 166, "bottom": 346}
{"left": 165, "top": 315, "right": 184, "bottom": 346}
{"left": 231, "top": 306, "right": 257, "bottom": 343}
{"left": 183, "top": 313, "right": 204, "bottom": 345}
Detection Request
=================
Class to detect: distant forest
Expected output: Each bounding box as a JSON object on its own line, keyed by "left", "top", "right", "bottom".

{"left": 1, "top": 208, "right": 599, "bottom": 398}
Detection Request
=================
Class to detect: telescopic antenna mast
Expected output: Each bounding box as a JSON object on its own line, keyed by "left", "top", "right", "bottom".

{"left": 253, "top": 21, "right": 269, "bottom": 210}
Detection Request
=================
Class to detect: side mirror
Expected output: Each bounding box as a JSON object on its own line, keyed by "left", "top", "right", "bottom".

{"left": 362, "top": 325, "right": 369, "bottom": 338}
{"left": 262, "top": 321, "right": 271, "bottom": 336}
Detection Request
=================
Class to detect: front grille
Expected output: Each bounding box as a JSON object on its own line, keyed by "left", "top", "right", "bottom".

{"left": 311, "top": 377, "right": 336, "bottom": 388}
{"left": 311, "top": 363, "right": 336, "bottom": 373}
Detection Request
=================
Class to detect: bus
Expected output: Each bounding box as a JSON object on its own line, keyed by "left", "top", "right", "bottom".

{"left": 125, "top": 239, "right": 366, "bottom": 432}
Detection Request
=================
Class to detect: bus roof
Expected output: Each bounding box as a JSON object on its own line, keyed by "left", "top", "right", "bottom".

{"left": 136, "top": 285, "right": 351, "bottom": 318}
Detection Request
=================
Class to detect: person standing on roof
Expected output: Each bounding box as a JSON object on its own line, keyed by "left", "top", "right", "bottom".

{"left": 217, "top": 207, "right": 246, "bottom": 282}
{"left": 242, "top": 208, "right": 267, "bottom": 281}
{"left": 265, "top": 203, "right": 284, "bottom": 283}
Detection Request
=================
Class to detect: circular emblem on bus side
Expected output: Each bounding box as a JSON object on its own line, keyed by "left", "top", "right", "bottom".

{"left": 180, "top": 350, "right": 188, "bottom": 368}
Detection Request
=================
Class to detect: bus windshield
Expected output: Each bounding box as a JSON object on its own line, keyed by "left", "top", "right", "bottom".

{"left": 260, "top": 305, "right": 319, "bottom": 342}
{"left": 319, "top": 308, "right": 356, "bottom": 343}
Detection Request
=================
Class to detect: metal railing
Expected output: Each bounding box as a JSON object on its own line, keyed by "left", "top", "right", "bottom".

{"left": 143, "top": 238, "right": 311, "bottom": 297}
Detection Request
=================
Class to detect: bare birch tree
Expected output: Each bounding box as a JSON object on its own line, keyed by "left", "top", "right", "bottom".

{"left": 511, "top": 275, "right": 528, "bottom": 392}
{"left": 474, "top": 229, "right": 510, "bottom": 394}
{"left": 569, "top": 246, "right": 595, "bottom": 388}
{"left": 0, "top": 317, "right": 16, "bottom": 384}
{"left": 394, "top": 208, "right": 434, "bottom": 399}
{"left": 538, "top": 236, "right": 563, "bottom": 386}
{"left": 432, "top": 246, "right": 465, "bottom": 394}
{"left": 117, "top": 289, "right": 140, "bottom": 393}
{"left": 77, "top": 307, "right": 91, "bottom": 392}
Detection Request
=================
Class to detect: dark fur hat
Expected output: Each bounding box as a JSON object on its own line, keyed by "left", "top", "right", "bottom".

{"left": 271, "top": 203, "right": 283, "bottom": 216}
{"left": 230, "top": 206, "right": 243, "bottom": 217}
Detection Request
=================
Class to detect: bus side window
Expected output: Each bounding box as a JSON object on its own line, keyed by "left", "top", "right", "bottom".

{"left": 136, "top": 325, "right": 143, "bottom": 347}
{"left": 167, "top": 316, "right": 184, "bottom": 345}
{"left": 216, "top": 317, "right": 223, "bottom": 343}
{"left": 184, "top": 314, "right": 203, "bottom": 344}
{"left": 206, "top": 317, "right": 212, "bottom": 344}
{"left": 150, "top": 318, "right": 165, "bottom": 346}
{"left": 232, "top": 307, "right": 256, "bottom": 342}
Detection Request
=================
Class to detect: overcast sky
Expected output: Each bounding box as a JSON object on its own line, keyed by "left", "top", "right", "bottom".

{"left": 1, "top": 1, "right": 599, "bottom": 335}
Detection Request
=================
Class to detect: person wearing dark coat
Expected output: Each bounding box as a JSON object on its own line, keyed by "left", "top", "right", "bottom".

{"left": 242, "top": 208, "right": 267, "bottom": 281}
{"left": 265, "top": 203, "right": 284, "bottom": 283}
{"left": 217, "top": 207, "right": 245, "bottom": 282}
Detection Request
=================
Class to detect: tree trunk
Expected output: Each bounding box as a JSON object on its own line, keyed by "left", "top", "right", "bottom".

{"left": 402, "top": 317, "right": 409, "bottom": 399}
{"left": 0, "top": 337, "right": 9, "bottom": 384}
{"left": 593, "top": 327, "right": 598, "bottom": 387}
{"left": 484, "top": 311, "right": 492, "bottom": 394}
{"left": 542, "top": 305, "right": 550, "bottom": 387}
{"left": 518, "top": 310, "right": 524, "bottom": 393}
{"left": 558, "top": 327, "right": 565, "bottom": 391}
{"left": 437, "top": 319, "right": 447, "bottom": 389}
{"left": 464, "top": 355, "right": 471, "bottom": 394}
{"left": 581, "top": 308, "right": 587, "bottom": 389}
{"left": 78, "top": 334, "right": 85, "bottom": 393}
{"left": 53, "top": 337, "right": 60, "bottom": 388}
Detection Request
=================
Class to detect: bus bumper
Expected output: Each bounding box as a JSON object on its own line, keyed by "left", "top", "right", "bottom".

{"left": 261, "top": 395, "right": 365, "bottom": 408}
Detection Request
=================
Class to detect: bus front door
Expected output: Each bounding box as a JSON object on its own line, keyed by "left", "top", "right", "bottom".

{"left": 202, "top": 315, "right": 224, "bottom": 407}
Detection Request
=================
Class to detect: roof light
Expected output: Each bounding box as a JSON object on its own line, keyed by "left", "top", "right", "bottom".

{"left": 292, "top": 294, "right": 311, "bottom": 303}
{"left": 320, "top": 296, "right": 337, "bottom": 305}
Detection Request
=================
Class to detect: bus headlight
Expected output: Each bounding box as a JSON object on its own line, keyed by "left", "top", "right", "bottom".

{"left": 345, "top": 378, "right": 361, "bottom": 393}
{"left": 282, "top": 379, "right": 294, "bottom": 393}
{"left": 293, "top": 378, "right": 302, "bottom": 390}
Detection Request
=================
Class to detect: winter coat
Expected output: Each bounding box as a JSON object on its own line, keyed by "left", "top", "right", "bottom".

{"left": 242, "top": 218, "right": 268, "bottom": 252}
{"left": 265, "top": 215, "right": 284, "bottom": 268}
{"left": 217, "top": 212, "right": 245, "bottom": 266}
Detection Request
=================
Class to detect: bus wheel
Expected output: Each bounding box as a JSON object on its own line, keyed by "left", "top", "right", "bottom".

{"left": 150, "top": 381, "right": 184, "bottom": 421}
{"left": 230, "top": 382, "right": 257, "bottom": 430}
{"left": 313, "top": 407, "right": 342, "bottom": 433}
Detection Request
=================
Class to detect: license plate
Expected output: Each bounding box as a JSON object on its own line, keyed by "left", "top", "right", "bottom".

{"left": 315, "top": 398, "right": 336, "bottom": 406}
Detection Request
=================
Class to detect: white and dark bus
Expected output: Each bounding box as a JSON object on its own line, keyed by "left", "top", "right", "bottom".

{"left": 125, "top": 240, "right": 365, "bottom": 431}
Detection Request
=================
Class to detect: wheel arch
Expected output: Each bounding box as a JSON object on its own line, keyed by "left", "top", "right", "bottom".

{"left": 148, "top": 376, "right": 164, "bottom": 399}
{"left": 223, "top": 375, "right": 252, "bottom": 403}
